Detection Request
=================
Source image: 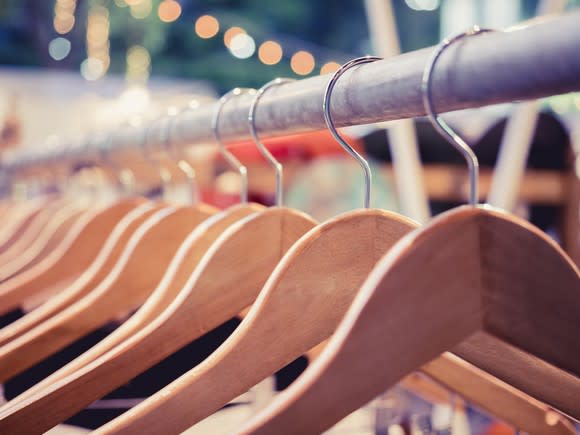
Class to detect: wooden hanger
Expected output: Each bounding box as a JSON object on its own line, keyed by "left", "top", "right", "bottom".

{"left": 0, "top": 197, "right": 146, "bottom": 316}
{"left": 6, "top": 202, "right": 265, "bottom": 407}
{"left": 0, "top": 197, "right": 53, "bottom": 256}
{"left": 0, "top": 197, "right": 72, "bottom": 273}
{"left": 236, "top": 33, "right": 580, "bottom": 433}
{"left": 0, "top": 88, "right": 318, "bottom": 434}
{"left": 0, "top": 202, "right": 160, "bottom": 347}
{"left": 0, "top": 202, "right": 216, "bottom": 383}
{"left": 0, "top": 201, "right": 86, "bottom": 282}
{"left": 236, "top": 206, "right": 580, "bottom": 435}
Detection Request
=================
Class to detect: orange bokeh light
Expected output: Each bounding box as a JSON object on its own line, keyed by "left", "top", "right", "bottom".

{"left": 258, "top": 40, "right": 283, "bottom": 65}
{"left": 158, "top": 0, "right": 181, "bottom": 23}
{"left": 195, "top": 15, "right": 219, "bottom": 38}
{"left": 290, "top": 50, "right": 315, "bottom": 75}
{"left": 223, "top": 26, "right": 246, "bottom": 48}
{"left": 320, "top": 61, "right": 341, "bottom": 75}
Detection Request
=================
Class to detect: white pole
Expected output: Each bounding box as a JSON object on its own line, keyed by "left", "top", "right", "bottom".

{"left": 363, "top": 0, "right": 430, "bottom": 223}
{"left": 487, "top": 0, "right": 567, "bottom": 211}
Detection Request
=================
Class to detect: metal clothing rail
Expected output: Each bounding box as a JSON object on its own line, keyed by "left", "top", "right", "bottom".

{"left": 3, "top": 11, "right": 580, "bottom": 171}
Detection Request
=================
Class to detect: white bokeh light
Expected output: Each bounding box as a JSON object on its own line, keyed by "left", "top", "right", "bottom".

{"left": 228, "top": 33, "right": 256, "bottom": 59}
{"left": 48, "top": 37, "right": 71, "bottom": 61}
{"left": 80, "top": 57, "right": 105, "bottom": 81}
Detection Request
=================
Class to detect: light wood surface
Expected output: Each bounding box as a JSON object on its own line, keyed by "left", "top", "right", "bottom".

{"left": 0, "top": 207, "right": 315, "bottom": 434}
{"left": 238, "top": 206, "right": 580, "bottom": 434}
{"left": 0, "top": 198, "right": 145, "bottom": 316}
{"left": 0, "top": 203, "right": 159, "bottom": 347}
{"left": 0, "top": 203, "right": 85, "bottom": 282}
{"left": 0, "top": 199, "right": 50, "bottom": 255}
{"left": 0, "top": 199, "right": 69, "bottom": 275}
{"left": 0, "top": 204, "right": 216, "bottom": 382}
{"left": 96, "top": 209, "right": 417, "bottom": 435}
{"left": 419, "top": 353, "right": 577, "bottom": 435}
{"left": 6, "top": 202, "right": 264, "bottom": 406}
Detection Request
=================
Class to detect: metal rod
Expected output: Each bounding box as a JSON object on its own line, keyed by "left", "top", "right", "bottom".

{"left": 3, "top": 11, "right": 580, "bottom": 170}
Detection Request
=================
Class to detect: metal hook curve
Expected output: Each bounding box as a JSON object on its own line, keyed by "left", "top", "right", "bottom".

{"left": 421, "top": 26, "right": 493, "bottom": 206}
{"left": 323, "top": 56, "right": 381, "bottom": 209}
{"left": 212, "top": 88, "right": 255, "bottom": 204}
{"left": 249, "top": 78, "right": 295, "bottom": 207}
{"left": 139, "top": 117, "right": 172, "bottom": 195}
{"left": 159, "top": 108, "right": 199, "bottom": 204}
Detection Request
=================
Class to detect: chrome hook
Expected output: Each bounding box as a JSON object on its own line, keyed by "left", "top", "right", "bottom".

{"left": 421, "top": 26, "right": 493, "bottom": 206}
{"left": 248, "top": 78, "right": 295, "bottom": 207}
{"left": 212, "top": 88, "right": 255, "bottom": 204}
{"left": 159, "top": 107, "right": 199, "bottom": 204}
{"left": 323, "top": 56, "right": 381, "bottom": 209}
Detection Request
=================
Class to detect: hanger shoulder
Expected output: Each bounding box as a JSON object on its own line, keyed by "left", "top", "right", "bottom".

{"left": 240, "top": 206, "right": 580, "bottom": 434}
{"left": 0, "top": 198, "right": 145, "bottom": 315}
{"left": 96, "top": 209, "right": 417, "bottom": 435}
{"left": 0, "top": 207, "right": 315, "bottom": 435}
{"left": 0, "top": 203, "right": 159, "bottom": 348}
{"left": 0, "top": 199, "right": 51, "bottom": 257}
{"left": 420, "top": 353, "right": 577, "bottom": 435}
{"left": 0, "top": 205, "right": 215, "bottom": 383}
{"left": 6, "top": 202, "right": 264, "bottom": 408}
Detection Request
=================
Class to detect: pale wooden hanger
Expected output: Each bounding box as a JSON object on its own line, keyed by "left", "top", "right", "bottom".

{"left": 83, "top": 71, "right": 422, "bottom": 435}
{"left": 0, "top": 197, "right": 53, "bottom": 255}
{"left": 236, "top": 29, "right": 580, "bottom": 433}
{"left": 2, "top": 101, "right": 264, "bottom": 403}
{"left": 0, "top": 197, "right": 146, "bottom": 316}
{"left": 0, "top": 201, "right": 160, "bottom": 347}
{"left": 0, "top": 118, "right": 221, "bottom": 383}
{"left": 0, "top": 201, "right": 86, "bottom": 282}
{"left": 0, "top": 87, "right": 317, "bottom": 434}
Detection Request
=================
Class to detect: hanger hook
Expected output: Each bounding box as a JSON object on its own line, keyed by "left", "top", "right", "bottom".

{"left": 248, "top": 78, "right": 294, "bottom": 207}
{"left": 212, "top": 88, "right": 255, "bottom": 204}
{"left": 160, "top": 107, "right": 199, "bottom": 204}
{"left": 139, "top": 117, "right": 172, "bottom": 196}
{"left": 99, "top": 129, "right": 135, "bottom": 195}
{"left": 323, "top": 56, "right": 381, "bottom": 209}
{"left": 421, "top": 26, "right": 493, "bottom": 206}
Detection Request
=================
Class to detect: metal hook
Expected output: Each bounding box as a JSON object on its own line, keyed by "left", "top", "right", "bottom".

{"left": 99, "top": 130, "right": 135, "bottom": 195}
{"left": 249, "top": 78, "right": 294, "bottom": 207}
{"left": 323, "top": 56, "right": 381, "bottom": 209}
{"left": 159, "top": 107, "right": 199, "bottom": 204}
{"left": 421, "top": 26, "right": 493, "bottom": 206}
{"left": 212, "top": 88, "right": 255, "bottom": 204}
{"left": 138, "top": 117, "right": 172, "bottom": 196}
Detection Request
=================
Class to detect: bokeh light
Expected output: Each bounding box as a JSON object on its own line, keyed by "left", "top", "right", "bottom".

{"left": 224, "top": 27, "right": 246, "bottom": 48}
{"left": 80, "top": 58, "right": 105, "bottom": 81}
{"left": 290, "top": 50, "right": 315, "bottom": 75}
{"left": 229, "top": 33, "right": 256, "bottom": 59}
{"left": 48, "top": 37, "right": 71, "bottom": 61}
{"left": 130, "top": 0, "right": 152, "bottom": 19}
{"left": 158, "top": 0, "right": 181, "bottom": 23}
{"left": 320, "top": 61, "right": 341, "bottom": 75}
{"left": 195, "top": 15, "right": 219, "bottom": 39}
{"left": 258, "top": 40, "right": 283, "bottom": 65}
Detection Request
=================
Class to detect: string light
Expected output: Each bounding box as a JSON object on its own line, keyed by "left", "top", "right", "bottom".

{"left": 83, "top": 5, "right": 110, "bottom": 81}
{"left": 228, "top": 33, "right": 255, "bottom": 59}
{"left": 158, "top": 0, "right": 181, "bottom": 23}
{"left": 126, "top": 45, "right": 151, "bottom": 84}
{"left": 320, "top": 61, "right": 341, "bottom": 75}
{"left": 258, "top": 40, "right": 283, "bottom": 65}
{"left": 224, "top": 26, "right": 245, "bottom": 48}
{"left": 48, "top": 37, "right": 71, "bottom": 61}
{"left": 130, "top": 0, "right": 152, "bottom": 19}
{"left": 195, "top": 15, "right": 219, "bottom": 39}
{"left": 290, "top": 50, "right": 315, "bottom": 75}
{"left": 53, "top": 0, "right": 77, "bottom": 35}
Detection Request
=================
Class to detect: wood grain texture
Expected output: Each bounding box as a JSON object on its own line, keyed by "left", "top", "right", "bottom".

{"left": 238, "top": 206, "right": 579, "bottom": 434}
{"left": 5, "top": 202, "right": 264, "bottom": 407}
{"left": 0, "top": 198, "right": 146, "bottom": 316}
{"left": 0, "top": 204, "right": 216, "bottom": 383}
{"left": 0, "top": 203, "right": 159, "bottom": 347}
{"left": 0, "top": 207, "right": 315, "bottom": 435}
{"left": 97, "top": 209, "right": 417, "bottom": 435}
{"left": 420, "top": 353, "right": 577, "bottom": 435}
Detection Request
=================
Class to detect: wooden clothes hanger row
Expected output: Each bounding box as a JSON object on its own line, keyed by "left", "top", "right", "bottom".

{"left": 0, "top": 39, "right": 576, "bottom": 432}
